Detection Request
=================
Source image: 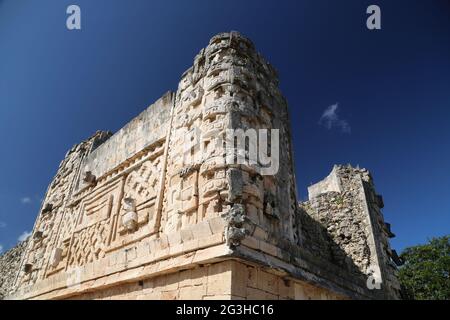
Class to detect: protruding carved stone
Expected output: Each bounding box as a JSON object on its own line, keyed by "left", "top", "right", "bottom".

{"left": 226, "top": 227, "right": 247, "bottom": 247}
{"left": 376, "top": 194, "right": 384, "bottom": 208}
{"left": 122, "top": 197, "right": 138, "bottom": 232}
{"left": 23, "top": 263, "right": 33, "bottom": 273}
{"left": 222, "top": 204, "right": 247, "bottom": 247}
{"left": 384, "top": 222, "right": 396, "bottom": 238}
{"left": 41, "top": 203, "right": 53, "bottom": 214}
{"left": 83, "top": 171, "right": 96, "bottom": 186}
{"left": 178, "top": 164, "right": 199, "bottom": 178}
{"left": 263, "top": 192, "right": 280, "bottom": 220}
{"left": 49, "top": 248, "right": 62, "bottom": 267}
{"left": 33, "top": 231, "right": 43, "bottom": 241}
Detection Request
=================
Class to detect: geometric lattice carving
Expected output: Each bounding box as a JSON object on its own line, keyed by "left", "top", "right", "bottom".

{"left": 68, "top": 220, "right": 109, "bottom": 267}
{"left": 124, "top": 159, "right": 160, "bottom": 202}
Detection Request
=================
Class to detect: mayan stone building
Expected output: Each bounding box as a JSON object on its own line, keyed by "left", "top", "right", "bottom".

{"left": 3, "top": 32, "right": 401, "bottom": 300}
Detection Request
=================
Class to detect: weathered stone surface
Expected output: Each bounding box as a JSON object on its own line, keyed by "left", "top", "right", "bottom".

{"left": 0, "top": 240, "right": 28, "bottom": 299}
{"left": 1, "top": 32, "right": 401, "bottom": 300}
{"left": 299, "top": 165, "right": 402, "bottom": 299}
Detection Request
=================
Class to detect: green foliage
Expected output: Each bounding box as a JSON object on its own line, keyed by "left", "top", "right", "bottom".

{"left": 398, "top": 235, "right": 450, "bottom": 300}
{"left": 334, "top": 196, "right": 344, "bottom": 205}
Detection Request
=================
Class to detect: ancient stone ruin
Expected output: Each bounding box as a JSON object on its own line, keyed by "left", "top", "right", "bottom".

{"left": 1, "top": 32, "right": 401, "bottom": 300}
{"left": 0, "top": 239, "right": 28, "bottom": 299}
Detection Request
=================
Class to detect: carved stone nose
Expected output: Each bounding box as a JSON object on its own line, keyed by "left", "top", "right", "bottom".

{"left": 122, "top": 211, "right": 138, "bottom": 232}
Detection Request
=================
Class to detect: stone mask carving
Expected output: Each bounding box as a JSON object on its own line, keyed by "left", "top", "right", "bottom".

{"left": 122, "top": 197, "right": 138, "bottom": 231}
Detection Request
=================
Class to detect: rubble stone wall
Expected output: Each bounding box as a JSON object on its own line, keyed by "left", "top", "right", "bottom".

{"left": 81, "top": 93, "right": 172, "bottom": 182}
{"left": 0, "top": 240, "right": 28, "bottom": 299}
{"left": 300, "top": 165, "right": 402, "bottom": 299}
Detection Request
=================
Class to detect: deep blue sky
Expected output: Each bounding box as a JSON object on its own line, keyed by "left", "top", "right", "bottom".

{"left": 0, "top": 0, "right": 449, "bottom": 254}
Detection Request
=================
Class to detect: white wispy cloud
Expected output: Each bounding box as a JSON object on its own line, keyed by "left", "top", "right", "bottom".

{"left": 319, "top": 103, "right": 351, "bottom": 134}
{"left": 18, "top": 231, "right": 32, "bottom": 242}
{"left": 0, "top": 244, "right": 3, "bottom": 254}
{"left": 20, "top": 197, "right": 32, "bottom": 204}
{"left": 0, "top": 221, "right": 6, "bottom": 228}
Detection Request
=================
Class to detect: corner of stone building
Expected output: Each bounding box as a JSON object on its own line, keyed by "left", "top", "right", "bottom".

{"left": 5, "top": 32, "right": 403, "bottom": 300}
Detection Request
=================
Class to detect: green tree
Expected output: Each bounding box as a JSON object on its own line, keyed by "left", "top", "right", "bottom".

{"left": 398, "top": 235, "right": 450, "bottom": 300}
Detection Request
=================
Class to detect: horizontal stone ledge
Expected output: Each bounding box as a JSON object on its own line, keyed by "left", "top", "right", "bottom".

{"left": 232, "top": 244, "right": 377, "bottom": 300}
{"left": 11, "top": 243, "right": 234, "bottom": 300}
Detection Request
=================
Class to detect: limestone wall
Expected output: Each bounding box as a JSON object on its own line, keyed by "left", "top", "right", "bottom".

{"left": 300, "top": 165, "right": 402, "bottom": 299}
{"left": 80, "top": 92, "right": 173, "bottom": 182}
{"left": 7, "top": 32, "right": 401, "bottom": 300}
{"left": 307, "top": 166, "right": 342, "bottom": 199}
{"left": 0, "top": 240, "right": 28, "bottom": 299}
